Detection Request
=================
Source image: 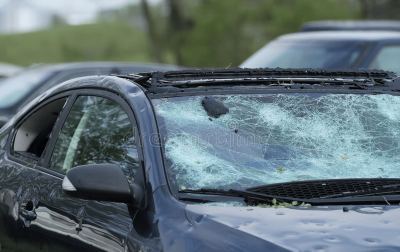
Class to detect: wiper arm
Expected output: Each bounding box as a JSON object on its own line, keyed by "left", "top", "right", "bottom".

{"left": 179, "top": 188, "right": 307, "bottom": 205}
{"left": 321, "top": 184, "right": 400, "bottom": 199}
{"left": 180, "top": 187, "right": 400, "bottom": 205}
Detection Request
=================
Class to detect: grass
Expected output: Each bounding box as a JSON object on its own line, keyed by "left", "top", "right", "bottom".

{"left": 0, "top": 22, "right": 154, "bottom": 67}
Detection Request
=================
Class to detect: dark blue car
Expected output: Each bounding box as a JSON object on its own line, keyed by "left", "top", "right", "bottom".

{"left": 1, "top": 68, "right": 400, "bottom": 251}
{"left": 0, "top": 62, "right": 184, "bottom": 128}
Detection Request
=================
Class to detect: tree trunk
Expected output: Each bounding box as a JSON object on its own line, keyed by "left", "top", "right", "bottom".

{"left": 140, "top": 0, "right": 164, "bottom": 63}
{"left": 166, "top": 0, "right": 185, "bottom": 65}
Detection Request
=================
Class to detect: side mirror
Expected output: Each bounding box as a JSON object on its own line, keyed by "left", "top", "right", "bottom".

{"left": 62, "top": 164, "right": 133, "bottom": 203}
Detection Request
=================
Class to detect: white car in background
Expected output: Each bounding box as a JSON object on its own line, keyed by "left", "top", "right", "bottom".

{"left": 241, "top": 20, "right": 400, "bottom": 75}
{"left": 0, "top": 62, "right": 23, "bottom": 80}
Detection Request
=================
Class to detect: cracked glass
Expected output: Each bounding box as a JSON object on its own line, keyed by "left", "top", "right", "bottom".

{"left": 153, "top": 93, "right": 400, "bottom": 191}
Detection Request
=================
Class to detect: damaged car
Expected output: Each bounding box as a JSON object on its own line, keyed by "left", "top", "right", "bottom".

{"left": 1, "top": 68, "right": 400, "bottom": 251}
{"left": 0, "top": 61, "right": 184, "bottom": 128}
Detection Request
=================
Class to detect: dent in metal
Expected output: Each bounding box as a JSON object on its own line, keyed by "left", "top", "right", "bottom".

{"left": 185, "top": 204, "right": 400, "bottom": 251}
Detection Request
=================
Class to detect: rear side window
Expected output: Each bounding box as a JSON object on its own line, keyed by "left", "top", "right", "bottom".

{"left": 13, "top": 98, "right": 67, "bottom": 162}
{"left": 369, "top": 45, "right": 400, "bottom": 75}
{"left": 50, "top": 96, "right": 138, "bottom": 182}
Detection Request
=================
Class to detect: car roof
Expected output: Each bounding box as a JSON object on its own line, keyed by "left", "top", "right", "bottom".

{"left": 275, "top": 31, "right": 400, "bottom": 42}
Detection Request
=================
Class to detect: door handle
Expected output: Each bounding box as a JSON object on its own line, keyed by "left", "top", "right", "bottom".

{"left": 19, "top": 201, "right": 37, "bottom": 227}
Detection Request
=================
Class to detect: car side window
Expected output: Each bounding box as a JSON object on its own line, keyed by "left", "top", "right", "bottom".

{"left": 369, "top": 45, "right": 400, "bottom": 75}
{"left": 12, "top": 98, "right": 68, "bottom": 163}
{"left": 50, "top": 95, "right": 139, "bottom": 182}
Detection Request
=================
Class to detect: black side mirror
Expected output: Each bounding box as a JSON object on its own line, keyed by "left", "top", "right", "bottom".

{"left": 62, "top": 164, "right": 133, "bottom": 203}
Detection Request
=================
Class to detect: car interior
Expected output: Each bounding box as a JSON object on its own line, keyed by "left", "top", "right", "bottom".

{"left": 13, "top": 98, "right": 67, "bottom": 159}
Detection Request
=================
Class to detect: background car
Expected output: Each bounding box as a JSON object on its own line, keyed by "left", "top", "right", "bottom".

{"left": 1, "top": 68, "right": 400, "bottom": 251}
{"left": 0, "top": 61, "right": 184, "bottom": 128}
{"left": 0, "top": 62, "right": 23, "bottom": 80}
{"left": 299, "top": 20, "right": 400, "bottom": 32}
{"left": 240, "top": 21, "right": 400, "bottom": 75}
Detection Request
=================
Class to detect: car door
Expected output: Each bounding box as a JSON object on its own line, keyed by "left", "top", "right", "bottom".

{"left": 1, "top": 89, "right": 142, "bottom": 251}
{"left": 44, "top": 89, "right": 143, "bottom": 251}
{"left": 0, "top": 92, "right": 86, "bottom": 251}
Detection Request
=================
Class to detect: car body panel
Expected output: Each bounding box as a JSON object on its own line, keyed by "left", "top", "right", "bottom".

{"left": 185, "top": 204, "right": 400, "bottom": 251}
{"left": 0, "top": 155, "right": 130, "bottom": 251}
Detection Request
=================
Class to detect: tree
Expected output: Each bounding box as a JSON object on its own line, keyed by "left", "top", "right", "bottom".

{"left": 141, "top": 0, "right": 164, "bottom": 63}
{"left": 50, "top": 14, "right": 67, "bottom": 27}
{"left": 172, "top": 0, "right": 359, "bottom": 68}
{"left": 164, "top": 0, "right": 194, "bottom": 66}
{"left": 359, "top": 0, "right": 400, "bottom": 19}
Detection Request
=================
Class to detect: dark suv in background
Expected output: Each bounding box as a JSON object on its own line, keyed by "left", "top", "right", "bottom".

{"left": 241, "top": 20, "right": 400, "bottom": 75}
{"left": 0, "top": 62, "right": 183, "bottom": 128}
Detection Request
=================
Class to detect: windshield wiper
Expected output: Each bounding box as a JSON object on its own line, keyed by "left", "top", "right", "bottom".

{"left": 320, "top": 183, "right": 400, "bottom": 199}
{"left": 179, "top": 188, "right": 308, "bottom": 205}
{"left": 180, "top": 180, "right": 400, "bottom": 205}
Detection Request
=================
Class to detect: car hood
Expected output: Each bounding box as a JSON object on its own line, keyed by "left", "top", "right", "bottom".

{"left": 185, "top": 204, "right": 400, "bottom": 251}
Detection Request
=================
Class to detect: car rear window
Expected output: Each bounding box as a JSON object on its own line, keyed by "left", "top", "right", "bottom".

{"left": 241, "top": 40, "right": 368, "bottom": 69}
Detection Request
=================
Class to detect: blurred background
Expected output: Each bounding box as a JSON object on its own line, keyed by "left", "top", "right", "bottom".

{"left": 0, "top": 0, "right": 399, "bottom": 69}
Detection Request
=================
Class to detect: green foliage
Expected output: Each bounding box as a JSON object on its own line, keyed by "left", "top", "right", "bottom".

{"left": 255, "top": 0, "right": 360, "bottom": 40}
{"left": 0, "top": 23, "right": 152, "bottom": 66}
{"left": 97, "top": 5, "right": 143, "bottom": 24}
{"left": 51, "top": 14, "right": 68, "bottom": 27}
{"left": 166, "top": 0, "right": 360, "bottom": 68}
{"left": 178, "top": 0, "right": 256, "bottom": 68}
{"left": 0, "top": 1, "right": 361, "bottom": 68}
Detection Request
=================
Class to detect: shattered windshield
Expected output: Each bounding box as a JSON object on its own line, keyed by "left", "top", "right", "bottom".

{"left": 152, "top": 93, "right": 400, "bottom": 191}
